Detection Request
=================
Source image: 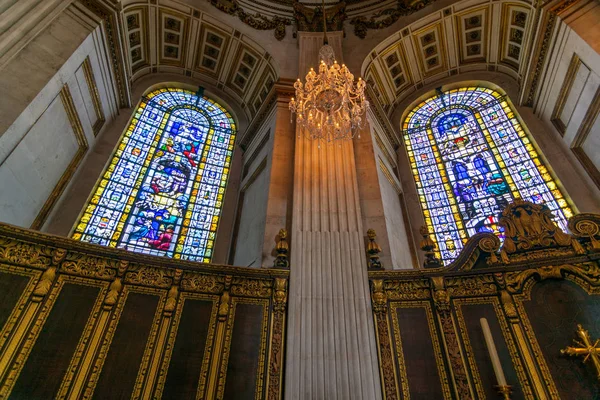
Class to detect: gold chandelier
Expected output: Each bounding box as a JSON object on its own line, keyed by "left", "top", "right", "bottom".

{"left": 289, "top": 0, "right": 369, "bottom": 141}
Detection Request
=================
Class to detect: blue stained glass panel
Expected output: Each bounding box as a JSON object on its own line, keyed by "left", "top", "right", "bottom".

{"left": 72, "top": 88, "right": 236, "bottom": 262}
{"left": 403, "top": 87, "right": 573, "bottom": 265}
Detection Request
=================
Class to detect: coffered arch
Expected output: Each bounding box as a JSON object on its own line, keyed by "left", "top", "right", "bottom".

{"left": 361, "top": 0, "right": 536, "bottom": 116}
{"left": 120, "top": 1, "right": 281, "bottom": 123}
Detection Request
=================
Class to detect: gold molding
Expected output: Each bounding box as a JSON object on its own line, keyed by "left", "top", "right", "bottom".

{"left": 56, "top": 278, "right": 109, "bottom": 398}
{"left": 390, "top": 301, "right": 453, "bottom": 399}
{"left": 453, "top": 297, "right": 535, "bottom": 399}
{"left": 82, "top": 57, "right": 106, "bottom": 137}
{"left": 551, "top": 54, "right": 581, "bottom": 136}
{"left": 30, "top": 85, "right": 89, "bottom": 231}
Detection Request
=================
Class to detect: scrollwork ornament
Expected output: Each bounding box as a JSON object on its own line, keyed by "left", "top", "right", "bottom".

{"left": 231, "top": 277, "right": 271, "bottom": 298}
{"left": 180, "top": 273, "right": 224, "bottom": 293}
{"left": 125, "top": 265, "right": 171, "bottom": 288}
{"left": 478, "top": 235, "right": 500, "bottom": 264}
{"left": 61, "top": 254, "right": 116, "bottom": 280}
{"left": 569, "top": 215, "right": 600, "bottom": 250}
{"left": 4, "top": 242, "right": 52, "bottom": 267}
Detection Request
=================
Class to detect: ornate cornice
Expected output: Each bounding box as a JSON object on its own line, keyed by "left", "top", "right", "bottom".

{"left": 349, "top": 0, "right": 437, "bottom": 39}
{"left": 209, "top": 0, "right": 293, "bottom": 40}
{"left": 0, "top": 222, "right": 289, "bottom": 279}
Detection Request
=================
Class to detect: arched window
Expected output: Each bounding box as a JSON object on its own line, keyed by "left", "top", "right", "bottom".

{"left": 72, "top": 88, "right": 236, "bottom": 262}
{"left": 403, "top": 86, "right": 573, "bottom": 265}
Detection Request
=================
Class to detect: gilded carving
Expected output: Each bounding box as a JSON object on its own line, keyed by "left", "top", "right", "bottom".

{"left": 498, "top": 199, "right": 583, "bottom": 261}
{"left": 274, "top": 229, "right": 289, "bottom": 269}
{"left": 231, "top": 276, "right": 272, "bottom": 298}
{"left": 350, "top": 0, "right": 436, "bottom": 39}
{"left": 293, "top": 2, "right": 346, "bottom": 32}
{"left": 1, "top": 241, "right": 52, "bottom": 267}
{"left": 125, "top": 265, "right": 172, "bottom": 288}
{"left": 420, "top": 225, "right": 441, "bottom": 268}
{"left": 569, "top": 213, "right": 600, "bottom": 250}
{"left": 61, "top": 254, "right": 116, "bottom": 280}
{"left": 385, "top": 279, "right": 430, "bottom": 300}
{"left": 267, "top": 278, "right": 287, "bottom": 400}
{"left": 430, "top": 276, "right": 473, "bottom": 400}
{"left": 31, "top": 266, "right": 57, "bottom": 300}
{"left": 180, "top": 272, "right": 224, "bottom": 293}
{"left": 366, "top": 229, "right": 383, "bottom": 269}
{"left": 209, "top": 0, "right": 291, "bottom": 40}
{"left": 446, "top": 275, "right": 497, "bottom": 297}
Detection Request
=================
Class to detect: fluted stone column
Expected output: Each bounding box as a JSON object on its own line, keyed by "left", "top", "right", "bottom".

{"left": 285, "top": 31, "right": 382, "bottom": 400}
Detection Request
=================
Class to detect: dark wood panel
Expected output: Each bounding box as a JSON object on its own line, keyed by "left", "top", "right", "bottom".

{"left": 460, "top": 302, "right": 524, "bottom": 399}
{"left": 523, "top": 279, "right": 600, "bottom": 399}
{"left": 0, "top": 271, "right": 30, "bottom": 331}
{"left": 163, "top": 298, "right": 214, "bottom": 399}
{"left": 93, "top": 291, "right": 160, "bottom": 399}
{"left": 11, "top": 282, "right": 100, "bottom": 399}
{"left": 396, "top": 306, "right": 445, "bottom": 399}
{"left": 223, "top": 303, "right": 265, "bottom": 400}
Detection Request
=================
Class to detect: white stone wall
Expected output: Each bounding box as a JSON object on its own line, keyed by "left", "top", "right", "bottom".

{"left": 231, "top": 112, "right": 276, "bottom": 267}
{"left": 0, "top": 26, "right": 118, "bottom": 229}
{"left": 537, "top": 18, "right": 600, "bottom": 189}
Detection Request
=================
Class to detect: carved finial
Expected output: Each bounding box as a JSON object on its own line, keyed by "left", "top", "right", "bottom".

{"left": 366, "top": 229, "right": 383, "bottom": 269}
{"left": 419, "top": 226, "right": 441, "bottom": 268}
{"left": 275, "top": 229, "right": 289, "bottom": 269}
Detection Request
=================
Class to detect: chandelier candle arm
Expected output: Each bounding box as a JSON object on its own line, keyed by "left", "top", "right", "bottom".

{"left": 289, "top": 2, "right": 369, "bottom": 142}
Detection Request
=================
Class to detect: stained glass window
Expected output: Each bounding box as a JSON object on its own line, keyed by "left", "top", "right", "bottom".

{"left": 72, "top": 88, "right": 236, "bottom": 262}
{"left": 403, "top": 86, "right": 573, "bottom": 265}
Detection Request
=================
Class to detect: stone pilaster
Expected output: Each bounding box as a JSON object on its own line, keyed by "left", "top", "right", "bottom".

{"left": 285, "top": 31, "right": 382, "bottom": 399}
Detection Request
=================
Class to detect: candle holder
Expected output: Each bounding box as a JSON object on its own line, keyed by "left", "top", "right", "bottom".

{"left": 495, "top": 384, "right": 512, "bottom": 399}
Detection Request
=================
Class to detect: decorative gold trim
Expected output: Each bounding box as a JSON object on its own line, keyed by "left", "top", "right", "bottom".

{"left": 453, "top": 297, "right": 534, "bottom": 400}
{"left": 390, "top": 301, "right": 453, "bottom": 399}
{"left": 157, "top": 9, "right": 190, "bottom": 68}
{"left": 30, "top": 85, "right": 89, "bottom": 231}
{"left": 130, "top": 288, "right": 168, "bottom": 399}
{"left": 79, "top": 282, "right": 131, "bottom": 399}
{"left": 56, "top": 278, "right": 109, "bottom": 398}
{"left": 0, "top": 265, "right": 40, "bottom": 354}
{"left": 213, "top": 297, "right": 270, "bottom": 400}
{"left": 152, "top": 292, "right": 219, "bottom": 399}
{"left": 82, "top": 57, "right": 106, "bottom": 137}
{"left": 511, "top": 291, "right": 560, "bottom": 399}
{"left": 0, "top": 275, "right": 84, "bottom": 397}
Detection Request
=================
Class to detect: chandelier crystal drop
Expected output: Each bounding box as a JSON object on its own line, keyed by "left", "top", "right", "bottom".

{"left": 289, "top": 49, "right": 369, "bottom": 141}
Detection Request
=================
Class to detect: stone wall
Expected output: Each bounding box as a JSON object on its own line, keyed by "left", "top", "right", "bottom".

{"left": 0, "top": 19, "right": 118, "bottom": 230}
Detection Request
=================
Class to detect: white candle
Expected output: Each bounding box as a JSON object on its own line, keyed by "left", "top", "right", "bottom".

{"left": 480, "top": 318, "right": 507, "bottom": 386}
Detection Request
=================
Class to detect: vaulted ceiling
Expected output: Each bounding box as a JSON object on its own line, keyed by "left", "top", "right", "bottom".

{"left": 361, "top": 0, "right": 535, "bottom": 114}
{"left": 121, "top": 1, "right": 280, "bottom": 122}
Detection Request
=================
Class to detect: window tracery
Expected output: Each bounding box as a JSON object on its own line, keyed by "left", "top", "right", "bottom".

{"left": 73, "top": 88, "right": 236, "bottom": 262}
{"left": 403, "top": 86, "right": 572, "bottom": 264}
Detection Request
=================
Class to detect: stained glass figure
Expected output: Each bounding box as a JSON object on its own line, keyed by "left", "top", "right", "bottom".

{"left": 403, "top": 86, "right": 573, "bottom": 265}
{"left": 72, "top": 88, "right": 236, "bottom": 262}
